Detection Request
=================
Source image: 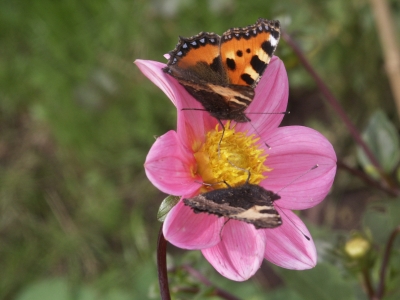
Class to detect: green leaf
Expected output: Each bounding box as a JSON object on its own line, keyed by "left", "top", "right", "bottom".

{"left": 157, "top": 195, "right": 181, "bottom": 222}
{"left": 15, "top": 278, "right": 97, "bottom": 300}
{"left": 384, "top": 251, "right": 400, "bottom": 298}
{"left": 16, "top": 278, "right": 138, "bottom": 300}
{"left": 275, "top": 263, "right": 357, "bottom": 300}
{"left": 357, "top": 110, "right": 400, "bottom": 177}
{"left": 363, "top": 200, "right": 400, "bottom": 247}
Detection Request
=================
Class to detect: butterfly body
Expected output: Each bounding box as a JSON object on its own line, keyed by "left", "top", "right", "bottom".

{"left": 183, "top": 183, "right": 282, "bottom": 229}
{"left": 163, "top": 18, "right": 280, "bottom": 123}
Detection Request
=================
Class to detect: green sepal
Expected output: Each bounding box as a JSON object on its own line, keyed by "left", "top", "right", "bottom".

{"left": 157, "top": 195, "right": 181, "bottom": 222}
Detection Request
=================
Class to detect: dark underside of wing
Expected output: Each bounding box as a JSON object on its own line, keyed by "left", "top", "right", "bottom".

{"left": 172, "top": 77, "right": 253, "bottom": 122}
{"left": 201, "top": 184, "right": 281, "bottom": 209}
{"left": 183, "top": 184, "right": 282, "bottom": 229}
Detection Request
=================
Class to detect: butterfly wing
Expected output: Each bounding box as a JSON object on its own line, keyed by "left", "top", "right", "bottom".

{"left": 163, "top": 32, "right": 228, "bottom": 85}
{"left": 162, "top": 19, "right": 280, "bottom": 123}
{"left": 220, "top": 18, "right": 280, "bottom": 87}
{"left": 183, "top": 184, "right": 282, "bottom": 229}
{"left": 162, "top": 32, "right": 254, "bottom": 122}
{"left": 163, "top": 32, "right": 238, "bottom": 119}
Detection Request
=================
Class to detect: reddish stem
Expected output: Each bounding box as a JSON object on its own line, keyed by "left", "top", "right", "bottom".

{"left": 157, "top": 225, "right": 171, "bottom": 300}
{"left": 376, "top": 225, "right": 400, "bottom": 299}
{"left": 362, "top": 267, "right": 375, "bottom": 300}
{"left": 337, "top": 161, "right": 399, "bottom": 197}
{"left": 182, "top": 265, "right": 242, "bottom": 300}
{"left": 281, "top": 30, "right": 384, "bottom": 177}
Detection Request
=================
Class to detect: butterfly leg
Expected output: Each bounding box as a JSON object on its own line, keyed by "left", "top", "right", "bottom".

{"left": 194, "top": 180, "right": 229, "bottom": 187}
{"left": 226, "top": 159, "right": 252, "bottom": 183}
{"left": 217, "top": 118, "right": 225, "bottom": 158}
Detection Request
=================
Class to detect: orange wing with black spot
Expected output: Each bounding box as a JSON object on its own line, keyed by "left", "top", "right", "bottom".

{"left": 220, "top": 18, "right": 280, "bottom": 87}
{"left": 163, "top": 32, "right": 229, "bottom": 85}
{"left": 162, "top": 18, "right": 280, "bottom": 123}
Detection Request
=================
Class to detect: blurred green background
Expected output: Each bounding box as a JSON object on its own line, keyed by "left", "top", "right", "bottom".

{"left": 1, "top": 0, "right": 400, "bottom": 299}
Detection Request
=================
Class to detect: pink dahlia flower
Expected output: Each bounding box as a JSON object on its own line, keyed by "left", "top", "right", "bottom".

{"left": 135, "top": 57, "right": 337, "bottom": 281}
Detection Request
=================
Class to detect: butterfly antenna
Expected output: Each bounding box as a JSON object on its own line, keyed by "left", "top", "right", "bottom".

{"left": 275, "top": 206, "right": 311, "bottom": 241}
{"left": 245, "top": 111, "right": 290, "bottom": 149}
{"left": 247, "top": 119, "right": 271, "bottom": 149}
{"left": 275, "top": 164, "right": 319, "bottom": 195}
{"left": 272, "top": 164, "right": 319, "bottom": 241}
{"left": 181, "top": 108, "right": 207, "bottom": 111}
{"left": 246, "top": 111, "right": 290, "bottom": 115}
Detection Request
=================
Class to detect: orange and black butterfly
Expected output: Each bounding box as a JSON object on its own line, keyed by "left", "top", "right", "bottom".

{"left": 163, "top": 18, "right": 280, "bottom": 124}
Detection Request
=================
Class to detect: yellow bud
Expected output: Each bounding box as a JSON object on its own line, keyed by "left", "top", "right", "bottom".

{"left": 344, "top": 236, "right": 371, "bottom": 259}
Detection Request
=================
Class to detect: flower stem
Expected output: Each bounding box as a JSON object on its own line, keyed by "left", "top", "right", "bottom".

{"left": 281, "top": 30, "right": 384, "bottom": 177}
{"left": 369, "top": 0, "right": 400, "bottom": 119}
{"left": 376, "top": 225, "right": 400, "bottom": 299}
{"left": 182, "top": 265, "right": 242, "bottom": 300}
{"left": 157, "top": 225, "right": 171, "bottom": 300}
{"left": 337, "top": 161, "right": 399, "bottom": 197}
{"left": 361, "top": 267, "right": 375, "bottom": 300}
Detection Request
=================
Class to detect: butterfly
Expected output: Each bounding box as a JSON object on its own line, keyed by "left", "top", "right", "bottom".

{"left": 163, "top": 18, "right": 280, "bottom": 124}
{"left": 183, "top": 180, "right": 282, "bottom": 229}
{"left": 184, "top": 164, "right": 319, "bottom": 235}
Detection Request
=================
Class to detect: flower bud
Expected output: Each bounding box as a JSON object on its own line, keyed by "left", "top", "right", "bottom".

{"left": 344, "top": 236, "right": 371, "bottom": 259}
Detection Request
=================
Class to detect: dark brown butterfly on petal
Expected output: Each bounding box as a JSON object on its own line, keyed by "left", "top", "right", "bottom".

{"left": 183, "top": 181, "right": 282, "bottom": 229}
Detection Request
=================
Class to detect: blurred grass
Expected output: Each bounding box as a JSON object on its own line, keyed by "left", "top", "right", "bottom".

{"left": 0, "top": 0, "right": 399, "bottom": 299}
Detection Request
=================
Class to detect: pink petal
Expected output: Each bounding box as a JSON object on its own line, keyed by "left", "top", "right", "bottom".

{"left": 263, "top": 208, "right": 316, "bottom": 269}
{"left": 135, "top": 59, "right": 216, "bottom": 150}
{"left": 236, "top": 56, "right": 289, "bottom": 135}
{"left": 144, "top": 130, "right": 200, "bottom": 195}
{"left": 202, "top": 220, "right": 266, "bottom": 281}
{"left": 176, "top": 103, "right": 216, "bottom": 153}
{"left": 261, "top": 126, "right": 337, "bottom": 210}
{"left": 164, "top": 200, "right": 224, "bottom": 249}
{"left": 134, "top": 59, "right": 183, "bottom": 107}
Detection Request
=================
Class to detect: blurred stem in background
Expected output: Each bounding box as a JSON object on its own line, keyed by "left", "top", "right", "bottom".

{"left": 369, "top": 0, "right": 400, "bottom": 119}
{"left": 282, "top": 30, "right": 400, "bottom": 195}
{"left": 375, "top": 225, "right": 400, "bottom": 299}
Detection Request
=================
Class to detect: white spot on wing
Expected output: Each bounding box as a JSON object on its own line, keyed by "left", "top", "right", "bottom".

{"left": 270, "top": 36, "right": 278, "bottom": 47}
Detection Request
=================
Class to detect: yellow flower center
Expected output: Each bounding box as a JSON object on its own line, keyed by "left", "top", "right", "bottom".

{"left": 193, "top": 122, "right": 271, "bottom": 190}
